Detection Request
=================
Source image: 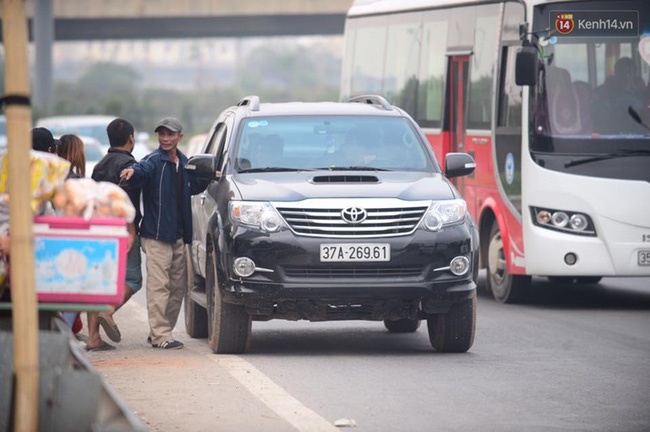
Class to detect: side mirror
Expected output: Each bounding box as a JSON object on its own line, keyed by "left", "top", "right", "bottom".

{"left": 186, "top": 154, "right": 219, "bottom": 181}
{"left": 445, "top": 152, "right": 476, "bottom": 178}
{"left": 515, "top": 44, "right": 538, "bottom": 86}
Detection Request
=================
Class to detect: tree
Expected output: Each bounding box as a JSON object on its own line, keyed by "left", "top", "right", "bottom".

{"left": 46, "top": 40, "right": 344, "bottom": 136}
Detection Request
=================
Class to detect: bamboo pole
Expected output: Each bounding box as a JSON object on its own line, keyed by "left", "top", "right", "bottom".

{"left": 2, "top": 0, "right": 40, "bottom": 430}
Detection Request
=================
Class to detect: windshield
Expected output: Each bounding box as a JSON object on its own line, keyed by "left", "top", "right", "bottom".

{"left": 234, "top": 116, "right": 434, "bottom": 172}
{"left": 84, "top": 143, "right": 105, "bottom": 162}
{"left": 48, "top": 124, "right": 110, "bottom": 147}
{"left": 532, "top": 1, "right": 650, "bottom": 154}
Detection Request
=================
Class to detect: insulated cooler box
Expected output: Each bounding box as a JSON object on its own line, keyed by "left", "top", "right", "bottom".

{"left": 32, "top": 216, "right": 128, "bottom": 305}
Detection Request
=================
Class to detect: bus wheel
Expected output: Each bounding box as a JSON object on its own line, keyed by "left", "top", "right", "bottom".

{"left": 427, "top": 290, "right": 476, "bottom": 353}
{"left": 384, "top": 319, "right": 421, "bottom": 333}
{"left": 486, "top": 221, "right": 531, "bottom": 303}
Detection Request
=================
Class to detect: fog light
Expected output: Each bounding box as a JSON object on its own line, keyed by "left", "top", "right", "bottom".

{"left": 450, "top": 256, "right": 470, "bottom": 276}
{"left": 569, "top": 214, "right": 588, "bottom": 231}
{"left": 551, "top": 212, "right": 569, "bottom": 228}
{"left": 233, "top": 257, "right": 256, "bottom": 277}
{"left": 564, "top": 253, "right": 577, "bottom": 266}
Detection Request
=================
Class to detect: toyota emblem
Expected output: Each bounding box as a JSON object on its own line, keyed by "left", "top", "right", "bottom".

{"left": 341, "top": 207, "right": 367, "bottom": 224}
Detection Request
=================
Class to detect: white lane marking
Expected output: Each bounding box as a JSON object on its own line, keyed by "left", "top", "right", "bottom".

{"left": 208, "top": 355, "right": 339, "bottom": 432}
{"left": 122, "top": 299, "right": 337, "bottom": 430}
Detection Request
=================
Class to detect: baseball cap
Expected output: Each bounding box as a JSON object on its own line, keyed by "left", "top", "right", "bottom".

{"left": 154, "top": 117, "right": 183, "bottom": 133}
{"left": 32, "top": 127, "right": 57, "bottom": 152}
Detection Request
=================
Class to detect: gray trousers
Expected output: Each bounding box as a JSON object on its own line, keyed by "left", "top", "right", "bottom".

{"left": 141, "top": 237, "right": 186, "bottom": 345}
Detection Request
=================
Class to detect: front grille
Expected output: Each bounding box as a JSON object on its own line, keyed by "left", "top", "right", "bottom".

{"left": 283, "top": 266, "right": 423, "bottom": 279}
{"left": 275, "top": 199, "right": 430, "bottom": 238}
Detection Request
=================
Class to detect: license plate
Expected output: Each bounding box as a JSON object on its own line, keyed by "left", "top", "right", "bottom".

{"left": 639, "top": 250, "right": 650, "bottom": 266}
{"left": 320, "top": 243, "right": 390, "bottom": 262}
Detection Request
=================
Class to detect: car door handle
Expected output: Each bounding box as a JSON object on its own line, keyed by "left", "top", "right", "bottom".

{"left": 200, "top": 194, "right": 206, "bottom": 205}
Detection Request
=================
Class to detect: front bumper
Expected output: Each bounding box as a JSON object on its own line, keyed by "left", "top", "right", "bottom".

{"left": 525, "top": 215, "right": 650, "bottom": 276}
{"left": 217, "top": 223, "right": 477, "bottom": 318}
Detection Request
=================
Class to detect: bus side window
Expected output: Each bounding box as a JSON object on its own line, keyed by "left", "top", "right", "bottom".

{"left": 496, "top": 45, "right": 523, "bottom": 214}
{"left": 466, "top": 5, "right": 499, "bottom": 131}
{"left": 497, "top": 47, "right": 522, "bottom": 129}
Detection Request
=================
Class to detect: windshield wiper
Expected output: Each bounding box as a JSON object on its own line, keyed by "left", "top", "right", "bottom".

{"left": 628, "top": 106, "right": 650, "bottom": 131}
{"left": 315, "top": 166, "right": 392, "bottom": 172}
{"left": 564, "top": 149, "right": 650, "bottom": 168}
{"left": 237, "top": 167, "right": 312, "bottom": 173}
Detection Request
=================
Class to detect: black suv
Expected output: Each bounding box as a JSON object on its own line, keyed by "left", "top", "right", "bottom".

{"left": 185, "top": 95, "right": 479, "bottom": 353}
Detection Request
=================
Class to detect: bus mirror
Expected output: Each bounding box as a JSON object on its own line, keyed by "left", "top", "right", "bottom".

{"left": 515, "top": 45, "right": 538, "bottom": 86}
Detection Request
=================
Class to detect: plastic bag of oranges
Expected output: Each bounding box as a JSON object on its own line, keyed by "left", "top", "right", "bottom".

{"left": 51, "top": 178, "right": 135, "bottom": 222}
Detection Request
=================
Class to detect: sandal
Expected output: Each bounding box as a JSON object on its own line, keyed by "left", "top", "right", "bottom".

{"left": 98, "top": 313, "right": 122, "bottom": 343}
{"left": 86, "top": 341, "right": 116, "bottom": 352}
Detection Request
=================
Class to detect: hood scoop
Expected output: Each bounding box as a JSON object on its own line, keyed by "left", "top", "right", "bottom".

{"left": 312, "top": 175, "right": 379, "bottom": 184}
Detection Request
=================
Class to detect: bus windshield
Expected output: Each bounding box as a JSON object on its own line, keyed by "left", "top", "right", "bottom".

{"left": 531, "top": 1, "right": 650, "bottom": 152}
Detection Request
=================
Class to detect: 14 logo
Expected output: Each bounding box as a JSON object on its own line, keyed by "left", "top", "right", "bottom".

{"left": 556, "top": 14, "right": 574, "bottom": 34}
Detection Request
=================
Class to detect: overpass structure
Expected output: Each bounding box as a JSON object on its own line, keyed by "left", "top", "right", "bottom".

{"left": 4, "top": 0, "right": 354, "bottom": 40}
{"left": 0, "top": 0, "right": 354, "bottom": 112}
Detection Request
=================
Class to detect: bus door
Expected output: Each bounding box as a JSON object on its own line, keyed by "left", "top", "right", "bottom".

{"left": 447, "top": 55, "right": 470, "bottom": 191}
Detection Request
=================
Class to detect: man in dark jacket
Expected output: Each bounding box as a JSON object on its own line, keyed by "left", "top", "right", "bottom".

{"left": 120, "top": 117, "right": 209, "bottom": 349}
{"left": 85, "top": 118, "right": 143, "bottom": 351}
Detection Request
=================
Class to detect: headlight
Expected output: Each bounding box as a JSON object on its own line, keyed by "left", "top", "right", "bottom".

{"left": 229, "top": 201, "right": 286, "bottom": 233}
{"left": 531, "top": 206, "right": 596, "bottom": 236}
{"left": 420, "top": 199, "right": 466, "bottom": 232}
{"left": 261, "top": 213, "right": 282, "bottom": 232}
{"left": 551, "top": 211, "right": 569, "bottom": 228}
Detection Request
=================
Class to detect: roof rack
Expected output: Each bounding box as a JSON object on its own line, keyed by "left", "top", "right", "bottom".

{"left": 237, "top": 95, "right": 260, "bottom": 111}
{"left": 348, "top": 95, "right": 393, "bottom": 111}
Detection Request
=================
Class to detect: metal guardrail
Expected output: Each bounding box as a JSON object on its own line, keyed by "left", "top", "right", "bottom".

{"left": 0, "top": 312, "right": 146, "bottom": 432}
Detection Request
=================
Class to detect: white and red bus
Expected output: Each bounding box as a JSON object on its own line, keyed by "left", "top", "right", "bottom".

{"left": 341, "top": 0, "right": 650, "bottom": 302}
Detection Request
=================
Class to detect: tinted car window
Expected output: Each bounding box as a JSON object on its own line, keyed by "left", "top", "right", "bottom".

{"left": 235, "top": 116, "right": 433, "bottom": 171}
{"left": 84, "top": 142, "right": 105, "bottom": 161}
{"left": 48, "top": 125, "right": 110, "bottom": 147}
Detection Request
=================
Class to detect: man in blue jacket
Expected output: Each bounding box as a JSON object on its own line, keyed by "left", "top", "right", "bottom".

{"left": 120, "top": 117, "right": 209, "bottom": 349}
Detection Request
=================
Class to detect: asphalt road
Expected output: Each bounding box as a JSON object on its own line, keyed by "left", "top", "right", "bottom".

{"left": 86, "top": 272, "right": 650, "bottom": 432}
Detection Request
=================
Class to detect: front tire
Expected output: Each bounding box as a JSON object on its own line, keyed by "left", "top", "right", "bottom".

{"left": 486, "top": 221, "right": 531, "bottom": 303}
{"left": 206, "top": 248, "right": 251, "bottom": 354}
{"left": 384, "top": 319, "right": 421, "bottom": 333}
{"left": 427, "top": 290, "right": 476, "bottom": 353}
{"left": 184, "top": 247, "right": 208, "bottom": 338}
